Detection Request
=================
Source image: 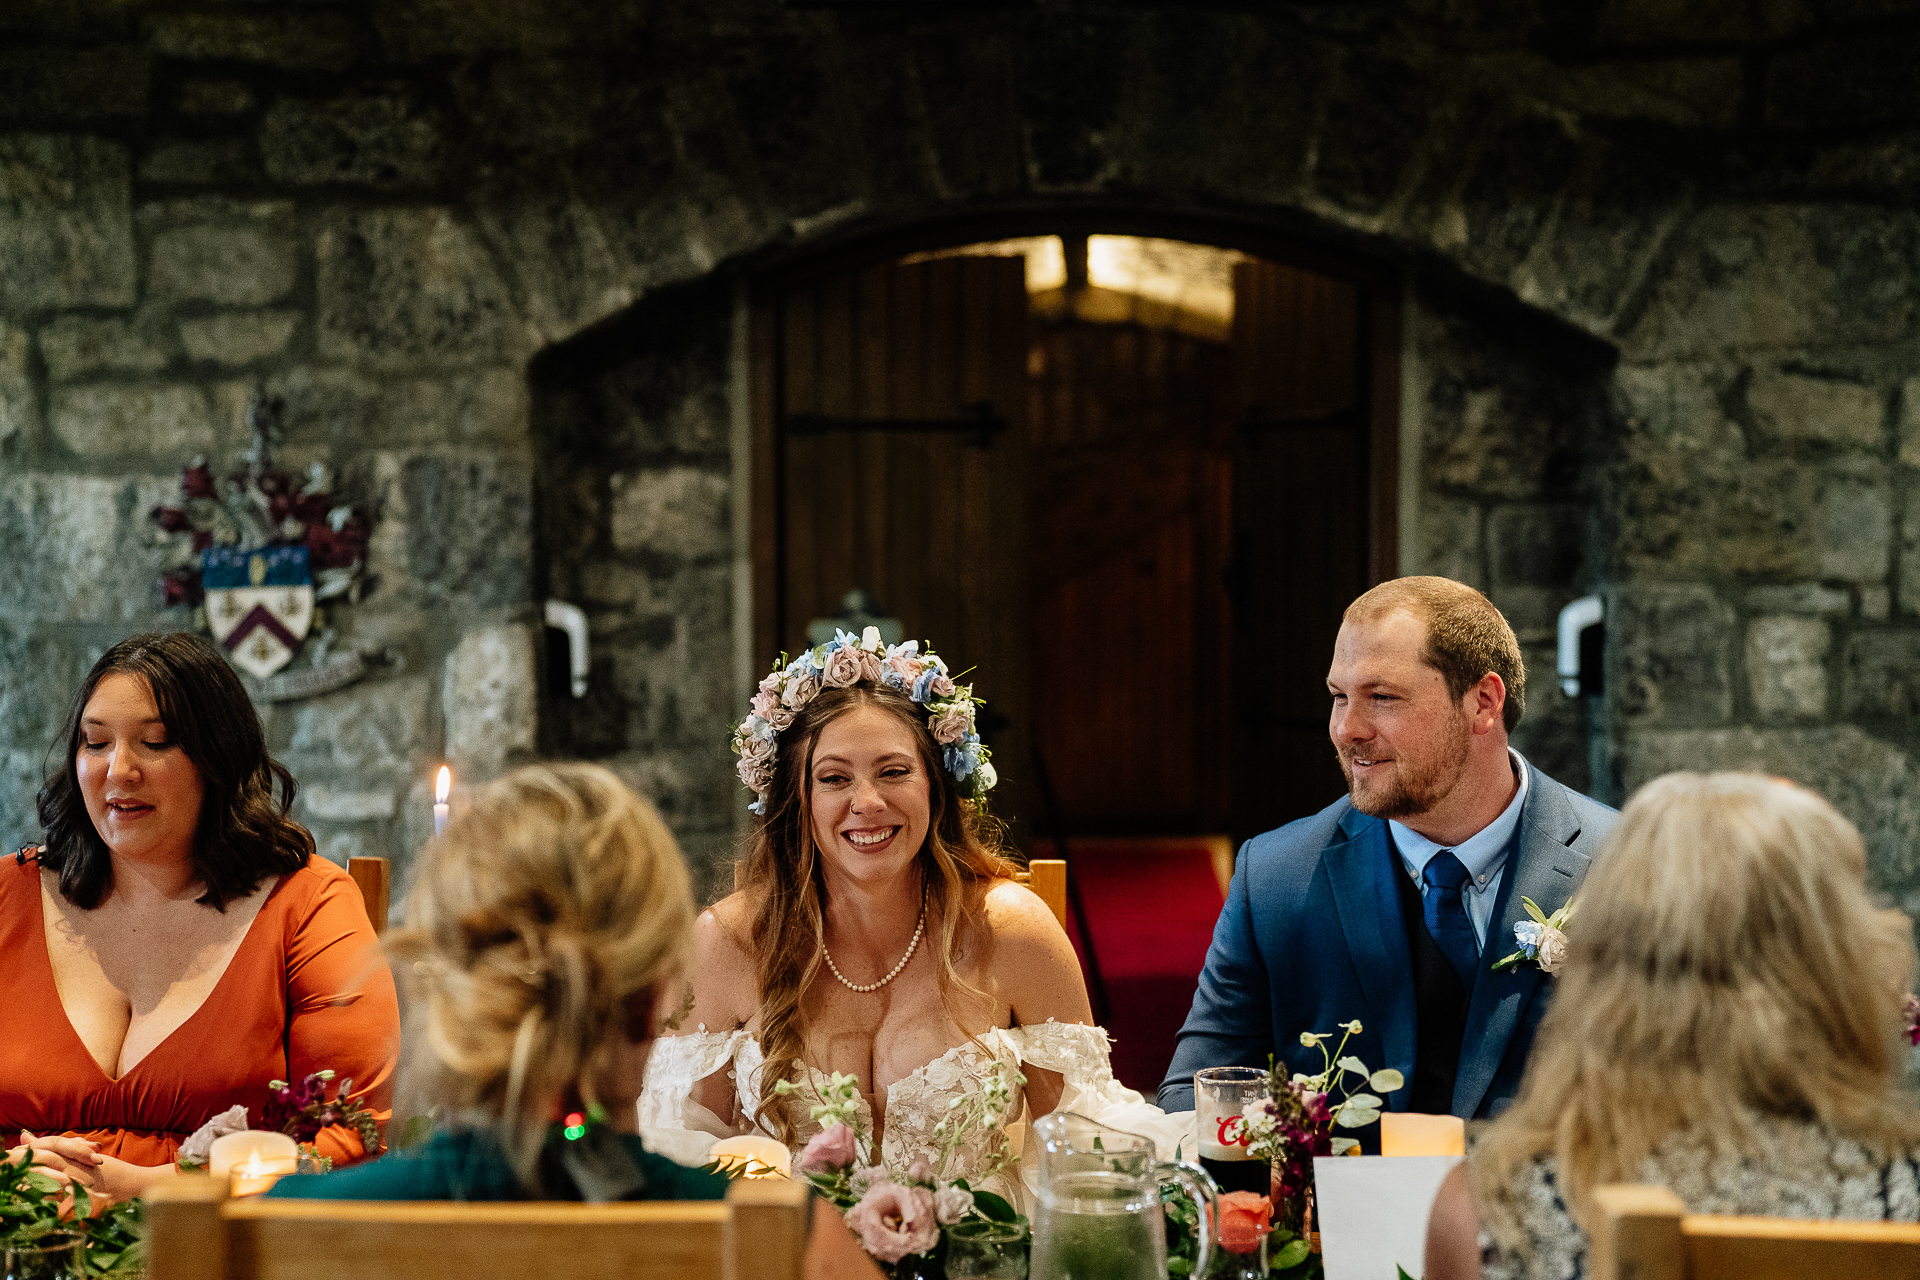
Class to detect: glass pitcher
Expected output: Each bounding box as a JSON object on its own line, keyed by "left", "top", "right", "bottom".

{"left": 1028, "top": 1112, "right": 1218, "bottom": 1280}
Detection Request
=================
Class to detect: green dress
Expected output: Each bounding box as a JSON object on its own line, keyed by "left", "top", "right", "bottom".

{"left": 266, "top": 1126, "right": 729, "bottom": 1203}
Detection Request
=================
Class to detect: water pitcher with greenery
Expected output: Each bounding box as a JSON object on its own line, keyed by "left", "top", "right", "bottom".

{"left": 1028, "top": 1113, "right": 1217, "bottom": 1280}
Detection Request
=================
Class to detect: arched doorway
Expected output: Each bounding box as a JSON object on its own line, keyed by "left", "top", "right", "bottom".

{"left": 749, "top": 228, "right": 1402, "bottom": 850}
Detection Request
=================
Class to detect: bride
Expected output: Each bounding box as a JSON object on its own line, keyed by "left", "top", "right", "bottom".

{"left": 640, "top": 630, "right": 1176, "bottom": 1199}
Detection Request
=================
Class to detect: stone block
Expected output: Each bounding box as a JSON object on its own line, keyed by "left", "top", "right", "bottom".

{"left": 1593, "top": 0, "right": 1813, "bottom": 43}
{"left": 1620, "top": 724, "right": 1920, "bottom": 896}
{"left": 269, "top": 365, "right": 525, "bottom": 448}
{"left": 1843, "top": 631, "right": 1920, "bottom": 718}
{"left": 400, "top": 454, "right": 533, "bottom": 604}
{"left": 1863, "top": 586, "right": 1892, "bottom": 621}
{"left": 149, "top": 224, "right": 298, "bottom": 307}
{"left": 0, "top": 322, "right": 34, "bottom": 448}
{"left": 50, "top": 384, "right": 217, "bottom": 460}
{"left": 177, "top": 81, "right": 254, "bottom": 117}
{"left": 1488, "top": 504, "right": 1585, "bottom": 589}
{"left": 38, "top": 314, "right": 172, "bottom": 381}
{"left": 1412, "top": 496, "right": 1484, "bottom": 587}
{"left": 1768, "top": 29, "right": 1920, "bottom": 132}
{"left": 301, "top": 785, "right": 398, "bottom": 822}
{"left": 178, "top": 311, "right": 301, "bottom": 366}
{"left": 0, "top": 135, "right": 136, "bottom": 312}
{"left": 1449, "top": 107, "right": 1585, "bottom": 284}
{"left": 0, "top": 622, "right": 100, "bottom": 749}
{"left": 1815, "top": 471, "right": 1891, "bottom": 582}
{"left": 285, "top": 676, "right": 429, "bottom": 776}
{"left": 1743, "top": 583, "right": 1852, "bottom": 614}
{"left": 1745, "top": 614, "right": 1829, "bottom": 720}
{"left": 1625, "top": 204, "right": 1920, "bottom": 360}
{"left": 608, "top": 466, "right": 730, "bottom": 561}
{"left": 316, "top": 208, "right": 518, "bottom": 367}
{"left": 0, "top": 473, "right": 178, "bottom": 623}
{"left": 1745, "top": 368, "right": 1885, "bottom": 448}
{"left": 1609, "top": 583, "right": 1735, "bottom": 726}
{"left": 443, "top": 624, "right": 537, "bottom": 778}
{"left": 1899, "top": 378, "right": 1920, "bottom": 468}
{"left": 1312, "top": 50, "right": 1440, "bottom": 220}
{"left": 261, "top": 91, "right": 446, "bottom": 189}
{"left": 0, "top": 47, "right": 149, "bottom": 120}
{"left": 138, "top": 138, "right": 259, "bottom": 186}
{"left": 144, "top": 13, "right": 363, "bottom": 71}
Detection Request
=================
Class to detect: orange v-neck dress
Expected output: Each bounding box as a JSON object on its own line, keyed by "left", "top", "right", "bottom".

{"left": 0, "top": 852, "right": 400, "bottom": 1169}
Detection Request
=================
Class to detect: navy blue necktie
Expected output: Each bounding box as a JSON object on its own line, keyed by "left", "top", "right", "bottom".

{"left": 1422, "top": 850, "right": 1480, "bottom": 993}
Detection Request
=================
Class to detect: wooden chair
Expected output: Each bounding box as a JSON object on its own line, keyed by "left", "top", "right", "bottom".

{"left": 145, "top": 1172, "right": 812, "bottom": 1280}
{"left": 1591, "top": 1183, "right": 1920, "bottom": 1280}
{"left": 346, "top": 856, "right": 389, "bottom": 933}
{"left": 1019, "top": 858, "right": 1068, "bottom": 929}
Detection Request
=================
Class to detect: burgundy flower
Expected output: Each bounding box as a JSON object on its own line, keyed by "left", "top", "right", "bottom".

{"left": 161, "top": 568, "right": 203, "bottom": 608}
{"left": 182, "top": 463, "right": 214, "bottom": 500}
{"left": 150, "top": 505, "right": 191, "bottom": 533}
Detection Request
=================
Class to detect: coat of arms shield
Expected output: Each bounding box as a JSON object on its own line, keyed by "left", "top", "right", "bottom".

{"left": 204, "top": 545, "right": 314, "bottom": 679}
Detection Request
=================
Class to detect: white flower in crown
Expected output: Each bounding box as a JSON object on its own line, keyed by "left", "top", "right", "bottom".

{"left": 732, "top": 628, "right": 996, "bottom": 814}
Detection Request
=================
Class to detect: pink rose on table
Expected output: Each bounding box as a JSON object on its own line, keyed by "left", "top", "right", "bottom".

{"left": 929, "top": 705, "right": 973, "bottom": 745}
{"left": 796, "top": 1122, "right": 858, "bottom": 1173}
{"left": 1218, "top": 1191, "right": 1273, "bottom": 1254}
{"left": 933, "top": 1183, "right": 975, "bottom": 1225}
{"left": 823, "top": 647, "right": 865, "bottom": 688}
{"left": 846, "top": 1181, "right": 940, "bottom": 1263}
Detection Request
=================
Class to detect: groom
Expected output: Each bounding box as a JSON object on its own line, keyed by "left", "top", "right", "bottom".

{"left": 1158, "top": 577, "right": 1616, "bottom": 1122}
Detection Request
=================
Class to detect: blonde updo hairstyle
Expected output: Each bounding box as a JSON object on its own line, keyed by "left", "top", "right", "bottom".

{"left": 388, "top": 762, "right": 696, "bottom": 1186}
{"left": 1473, "top": 772, "right": 1920, "bottom": 1247}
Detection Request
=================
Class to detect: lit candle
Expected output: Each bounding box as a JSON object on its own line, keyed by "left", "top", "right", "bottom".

{"left": 209, "top": 1130, "right": 300, "bottom": 1195}
{"left": 1379, "top": 1111, "right": 1465, "bottom": 1157}
{"left": 707, "top": 1134, "right": 792, "bottom": 1179}
{"left": 434, "top": 766, "right": 451, "bottom": 836}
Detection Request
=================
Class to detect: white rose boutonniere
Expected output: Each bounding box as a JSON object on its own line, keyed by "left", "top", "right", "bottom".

{"left": 1492, "top": 896, "right": 1575, "bottom": 974}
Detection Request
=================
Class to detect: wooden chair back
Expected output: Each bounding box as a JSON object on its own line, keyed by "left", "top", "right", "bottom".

{"left": 1020, "top": 858, "right": 1067, "bottom": 929}
{"left": 1592, "top": 1183, "right": 1920, "bottom": 1280}
{"left": 146, "top": 1173, "right": 811, "bottom": 1280}
{"left": 347, "top": 856, "right": 389, "bottom": 933}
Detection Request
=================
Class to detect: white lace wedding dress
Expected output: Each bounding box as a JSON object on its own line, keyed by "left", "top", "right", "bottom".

{"left": 639, "top": 1019, "right": 1193, "bottom": 1206}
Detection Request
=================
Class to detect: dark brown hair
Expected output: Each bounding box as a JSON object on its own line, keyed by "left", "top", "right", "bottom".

{"left": 1344, "top": 576, "right": 1527, "bottom": 732}
{"left": 36, "top": 631, "right": 312, "bottom": 909}
{"left": 735, "top": 683, "right": 1018, "bottom": 1143}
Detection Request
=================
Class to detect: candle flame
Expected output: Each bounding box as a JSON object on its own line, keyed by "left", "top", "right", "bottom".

{"left": 435, "top": 766, "right": 451, "bottom": 804}
{"left": 243, "top": 1152, "right": 264, "bottom": 1177}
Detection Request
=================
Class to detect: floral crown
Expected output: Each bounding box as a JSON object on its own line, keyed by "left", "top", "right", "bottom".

{"left": 733, "top": 626, "right": 996, "bottom": 815}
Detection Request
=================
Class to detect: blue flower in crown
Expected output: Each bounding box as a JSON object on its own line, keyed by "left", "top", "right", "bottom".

{"left": 732, "top": 625, "right": 995, "bottom": 813}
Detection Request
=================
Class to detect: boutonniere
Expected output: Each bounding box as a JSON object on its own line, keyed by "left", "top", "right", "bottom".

{"left": 1491, "top": 896, "right": 1574, "bottom": 974}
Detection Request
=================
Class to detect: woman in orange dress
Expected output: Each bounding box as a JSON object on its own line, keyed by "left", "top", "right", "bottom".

{"left": 0, "top": 632, "right": 399, "bottom": 1201}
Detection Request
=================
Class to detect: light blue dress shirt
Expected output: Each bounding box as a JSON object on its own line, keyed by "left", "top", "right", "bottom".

{"left": 1387, "top": 749, "right": 1530, "bottom": 950}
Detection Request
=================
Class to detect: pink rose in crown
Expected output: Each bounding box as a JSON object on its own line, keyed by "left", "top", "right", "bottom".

{"left": 888, "top": 655, "right": 926, "bottom": 686}
{"left": 854, "top": 649, "right": 885, "bottom": 684}
{"left": 845, "top": 1181, "right": 940, "bottom": 1263}
{"left": 823, "top": 648, "right": 864, "bottom": 688}
{"left": 796, "top": 1122, "right": 858, "bottom": 1174}
{"left": 929, "top": 673, "right": 955, "bottom": 699}
{"left": 759, "top": 671, "right": 783, "bottom": 695}
{"left": 751, "top": 689, "right": 780, "bottom": 721}
{"left": 929, "top": 705, "right": 973, "bottom": 745}
{"left": 783, "top": 673, "right": 819, "bottom": 709}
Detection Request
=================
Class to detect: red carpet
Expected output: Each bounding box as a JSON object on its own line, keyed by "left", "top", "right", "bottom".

{"left": 1033, "top": 840, "right": 1229, "bottom": 1098}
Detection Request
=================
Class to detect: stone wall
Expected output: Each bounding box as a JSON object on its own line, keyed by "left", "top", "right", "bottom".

{"left": 3, "top": 0, "right": 1919, "bottom": 906}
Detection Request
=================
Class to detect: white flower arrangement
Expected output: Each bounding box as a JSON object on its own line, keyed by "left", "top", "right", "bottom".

{"left": 733, "top": 626, "right": 996, "bottom": 815}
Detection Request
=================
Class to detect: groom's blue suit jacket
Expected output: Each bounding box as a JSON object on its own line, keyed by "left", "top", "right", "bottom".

{"left": 1157, "top": 760, "right": 1616, "bottom": 1120}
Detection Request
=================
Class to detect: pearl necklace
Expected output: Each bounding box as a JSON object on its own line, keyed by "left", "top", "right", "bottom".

{"left": 822, "top": 896, "right": 927, "bottom": 993}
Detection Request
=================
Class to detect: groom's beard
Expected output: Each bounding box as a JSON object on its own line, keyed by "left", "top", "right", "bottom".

{"left": 1334, "top": 712, "right": 1473, "bottom": 822}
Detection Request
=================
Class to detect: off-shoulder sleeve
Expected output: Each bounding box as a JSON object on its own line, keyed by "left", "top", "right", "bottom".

{"left": 282, "top": 865, "right": 401, "bottom": 1167}
{"left": 638, "top": 1030, "right": 756, "bottom": 1165}
{"left": 1010, "top": 1020, "right": 1197, "bottom": 1165}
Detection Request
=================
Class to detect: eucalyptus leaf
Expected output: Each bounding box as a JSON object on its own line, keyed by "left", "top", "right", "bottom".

{"left": 1343, "top": 1093, "right": 1382, "bottom": 1109}
{"left": 1274, "top": 1237, "right": 1312, "bottom": 1269}
{"left": 1336, "top": 1056, "right": 1369, "bottom": 1077}
{"left": 1330, "top": 1136, "right": 1360, "bottom": 1155}
{"left": 1370, "top": 1069, "right": 1405, "bottom": 1091}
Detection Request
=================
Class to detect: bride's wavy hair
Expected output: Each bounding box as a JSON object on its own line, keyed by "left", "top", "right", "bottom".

{"left": 36, "top": 631, "right": 310, "bottom": 909}
{"left": 388, "top": 762, "right": 696, "bottom": 1191}
{"left": 737, "top": 683, "right": 1019, "bottom": 1144}
{"left": 1472, "top": 772, "right": 1920, "bottom": 1250}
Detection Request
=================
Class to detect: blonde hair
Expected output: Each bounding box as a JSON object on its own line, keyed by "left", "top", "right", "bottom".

{"left": 736, "top": 684, "right": 1019, "bottom": 1143}
{"left": 1344, "top": 576, "right": 1526, "bottom": 731}
{"left": 1473, "top": 771, "right": 1920, "bottom": 1247}
{"left": 388, "top": 762, "right": 695, "bottom": 1187}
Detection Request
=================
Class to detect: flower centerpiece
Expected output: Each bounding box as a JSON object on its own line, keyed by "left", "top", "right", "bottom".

{"left": 178, "top": 1069, "right": 383, "bottom": 1174}
{"left": 710, "top": 1064, "right": 1026, "bottom": 1277}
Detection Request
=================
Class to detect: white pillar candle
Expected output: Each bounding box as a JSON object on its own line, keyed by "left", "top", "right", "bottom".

{"left": 707, "top": 1134, "right": 792, "bottom": 1179}
{"left": 209, "top": 1130, "right": 300, "bottom": 1194}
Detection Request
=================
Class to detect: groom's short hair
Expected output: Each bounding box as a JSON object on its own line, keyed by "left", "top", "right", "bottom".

{"left": 1344, "top": 577, "right": 1526, "bottom": 732}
